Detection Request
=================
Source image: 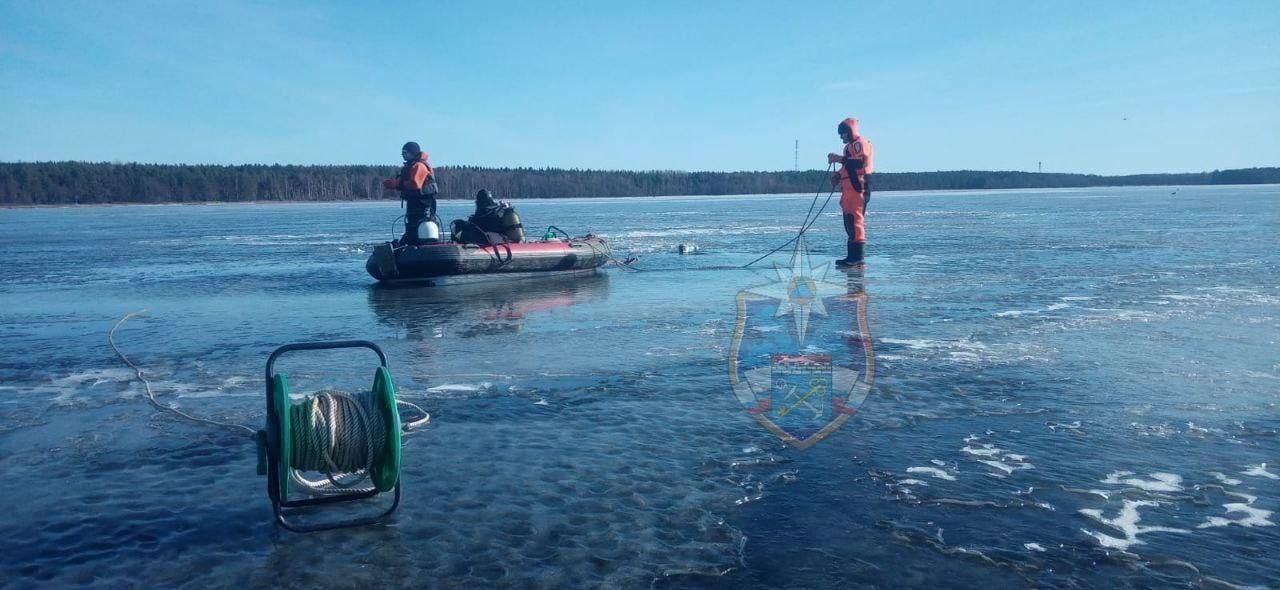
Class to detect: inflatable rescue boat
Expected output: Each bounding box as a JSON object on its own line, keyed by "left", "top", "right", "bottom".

{"left": 366, "top": 235, "right": 611, "bottom": 284}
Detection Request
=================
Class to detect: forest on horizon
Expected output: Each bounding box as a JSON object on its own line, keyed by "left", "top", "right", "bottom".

{"left": 1, "top": 161, "right": 1278, "bottom": 206}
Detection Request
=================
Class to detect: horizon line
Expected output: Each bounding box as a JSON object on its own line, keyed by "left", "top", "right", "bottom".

{"left": 3, "top": 160, "right": 1278, "bottom": 178}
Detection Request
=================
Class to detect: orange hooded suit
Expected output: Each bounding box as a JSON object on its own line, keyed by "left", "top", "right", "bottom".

{"left": 834, "top": 117, "right": 873, "bottom": 244}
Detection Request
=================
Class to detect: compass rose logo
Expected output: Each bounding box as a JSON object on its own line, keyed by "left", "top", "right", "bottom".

{"left": 728, "top": 237, "right": 874, "bottom": 449}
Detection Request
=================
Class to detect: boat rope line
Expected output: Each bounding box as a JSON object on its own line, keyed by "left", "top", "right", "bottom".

{"left": 109, "top": 310, "right": 257, "bottom": 438}
{"left": 386, "top": 212, "right": 442, "bottom": 243}
{"left": 576, "top": 234, "right": 638, "bottom": 272}
{"left": 475, "top": 220, "right": 514, "bottom": 264}
{"left": 617, "top": 163, "right": 838, "bottom": 273}
{"left": 389, "top": 214, "right": 406, "bottom": 241}
{"left": 739, "top": 184, "right": 837, "bottom": 268}
{"left": 454, "top": 218, "right": 517, "bottom": 265}
{"left": 108, "top": 312, "right": 430, "bottom": 463}
{"left": 573, "top": 232, "right": 639, "bottom": 271}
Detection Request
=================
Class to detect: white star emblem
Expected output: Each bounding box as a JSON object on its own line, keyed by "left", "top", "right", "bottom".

{"left": 744, "top": 237, "right": 847, "bottom": 344}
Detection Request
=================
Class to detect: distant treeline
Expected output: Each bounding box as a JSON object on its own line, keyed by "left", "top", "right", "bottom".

{"left": 1, "top": 161, "right": 1278, "bottom": 205}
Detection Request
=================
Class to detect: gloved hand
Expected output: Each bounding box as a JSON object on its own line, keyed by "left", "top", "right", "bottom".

{"left": 827, "top": 153, "right": 842, "bottom": 164}
{"left": 382, "top": 179, "right": 398, "bottom": 189}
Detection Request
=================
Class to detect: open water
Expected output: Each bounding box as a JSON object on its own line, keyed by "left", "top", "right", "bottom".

{"left": 0, "top": 185, "right": 1277, "bottom": 589}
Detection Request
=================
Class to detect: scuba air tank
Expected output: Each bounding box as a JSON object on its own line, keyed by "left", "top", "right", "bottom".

{"left": 500, "top": 204, "right": 524, "bottom": 243}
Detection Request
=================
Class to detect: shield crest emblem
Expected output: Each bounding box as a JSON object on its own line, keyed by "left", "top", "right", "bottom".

{"left": 728, "top": 238, "right": 874, "bottom": 449}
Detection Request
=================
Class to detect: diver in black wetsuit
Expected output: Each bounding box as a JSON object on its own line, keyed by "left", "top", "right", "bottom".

{"left": 452, "top": 189, "right": 523, "bottom": 244}
{"left": 469, "top": 189, "right": 506, "bottom": 235}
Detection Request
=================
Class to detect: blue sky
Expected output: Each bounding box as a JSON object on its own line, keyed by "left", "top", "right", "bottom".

{"left": 1, "top": 1, "right": 1277, "bottom": 174}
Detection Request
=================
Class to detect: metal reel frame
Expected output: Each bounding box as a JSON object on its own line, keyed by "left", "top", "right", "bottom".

{"left": 261, "top": 340, "right": 401, "bottom": 533}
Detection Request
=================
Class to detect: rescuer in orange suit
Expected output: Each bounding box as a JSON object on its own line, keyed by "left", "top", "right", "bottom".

{"left": 383, "top": 141, "right": 437, "bottom": 245}
{"left": 827, "top": 118, "right": 874, "bottom": 267}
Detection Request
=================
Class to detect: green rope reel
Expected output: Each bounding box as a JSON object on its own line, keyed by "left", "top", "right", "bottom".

{"left": 271, "top": 368, "right": 401, "bottom": 498}
{"left": 258, "top": 341, "right": 408, "bottom": 533}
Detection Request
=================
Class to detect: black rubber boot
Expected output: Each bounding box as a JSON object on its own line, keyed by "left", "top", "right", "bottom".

{"left": 837, "top": 242, "right": 864, "bottom": 267}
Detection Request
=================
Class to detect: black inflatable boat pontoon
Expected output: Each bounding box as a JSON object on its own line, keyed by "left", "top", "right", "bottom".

{"left": 366, "top": 235, "right": 611, "bottom": 284}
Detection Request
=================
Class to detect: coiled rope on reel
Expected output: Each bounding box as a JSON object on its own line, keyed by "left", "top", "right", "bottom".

{"left": 109, "top": 312, "right": 429, "bottom": 532}
{"left": 286, "top": 389, "right": 391, "bottom": 494}
{"left": 262, "top": 342, "right": 428, "bottom": 531}
{"left": 278, "top": 385, "right": 430, "bottom": 495}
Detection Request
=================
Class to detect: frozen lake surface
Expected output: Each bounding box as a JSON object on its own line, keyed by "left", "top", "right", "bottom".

{"left": 1, "top": 185, "right": 1277, "bottom": 588}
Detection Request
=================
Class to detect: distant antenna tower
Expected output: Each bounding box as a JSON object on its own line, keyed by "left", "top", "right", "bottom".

{"left": 1038, "top": 161, "right": 1042, "bottom": 173}
{"left": 794, "top": 140, "right": 799, "bottom": 170}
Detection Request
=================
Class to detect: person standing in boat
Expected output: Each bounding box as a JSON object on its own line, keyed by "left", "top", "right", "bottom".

{"left": 827, "top": 118, "right": 874, "bottom": 267}
{"left": 383, "top": 141, "right": 438, "bottom": 245}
